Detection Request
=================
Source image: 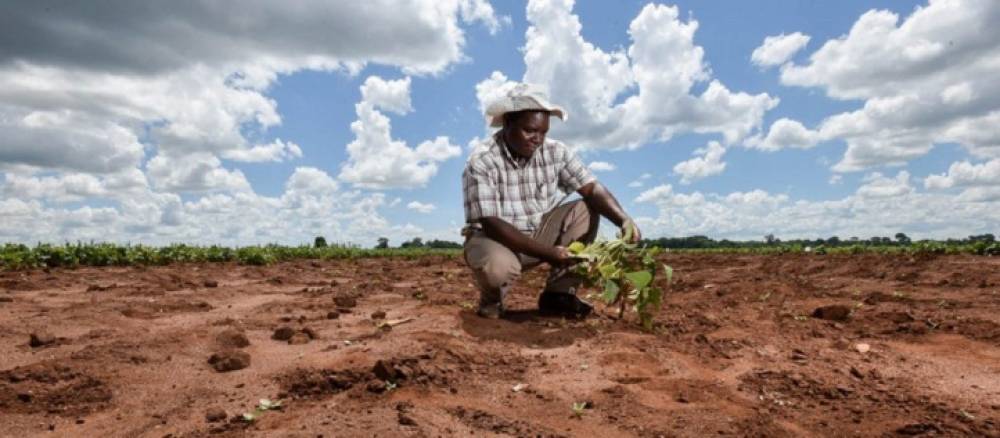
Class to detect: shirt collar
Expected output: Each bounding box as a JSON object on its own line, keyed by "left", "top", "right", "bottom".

{"left": 495, "top": 131, "right": 532, "bottom": 168}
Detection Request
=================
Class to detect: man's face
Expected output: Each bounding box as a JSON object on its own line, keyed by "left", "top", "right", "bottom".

{"left": 505, "top": 111, "right": 550, "bottom": 159}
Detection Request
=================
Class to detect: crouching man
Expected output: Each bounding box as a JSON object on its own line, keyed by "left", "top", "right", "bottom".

{"left": 462, "top": 83, "right": 640, "bottom": 319}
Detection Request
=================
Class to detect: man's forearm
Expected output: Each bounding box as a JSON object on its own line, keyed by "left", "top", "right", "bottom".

{"left": 480, "top": 217, "right": 559, "bottom": 263}
{"left": 578, "top": 181, "right": 630, "bottom": 227}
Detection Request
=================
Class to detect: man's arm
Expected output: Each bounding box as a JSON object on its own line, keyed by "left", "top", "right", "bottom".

{"left": 480, "top": 217, "right": 577, "bottom": 265}
{"left": 577, "top": 181, "right": 641, "bottom": 241}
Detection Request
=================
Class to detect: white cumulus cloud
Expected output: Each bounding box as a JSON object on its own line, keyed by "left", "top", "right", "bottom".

{"left": 776, "top": 0, "right": 1000, "bottom": 171}
{"left": 339, "top": 76, "right": 462, "bottom": 189}
{"left": 746, "top": 118, "right": 822, "bottom": 151}
{"left": 751, "top": 32, "right": 811, "bottom": 67}
{"left": 633, "top": 178, "right": 996, "bottom": 240}
{"left": 674, "top": 141, "right": 727, "bottom": 184}
{"left": 588, "top": 161, "right": 616, "bottom": 172}
{"left": 407, "top": 201, "right": 437, "bottom": 213}
{"left": 475, "top": 0, "right": 778, "bottom": 151}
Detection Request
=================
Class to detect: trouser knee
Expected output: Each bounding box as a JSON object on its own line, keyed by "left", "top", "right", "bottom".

{"left": 474, "top": 256, "right": 520, "bottom": 291}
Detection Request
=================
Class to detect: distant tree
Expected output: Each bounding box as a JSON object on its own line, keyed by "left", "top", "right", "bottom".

{"left": 826, "top": 236, "right": 841, "bottom": 246}
{"left": 968, "top": 234, "right": 996, "bottom": 243}
{"left": 400, "top": 237, "right": 424, "bottom": 248}
{"left": 426, "top": 239, "right": 462, "bottom": 249}
{"left": 894, "top": 232, "right": 911, "bottom": 245}
{"left": 314, "top": 236, "right": 327, "bottom": 248}
{"left": 764, "top": 234, "right": 777, "bottom": 245}
{"left": 375, "top": 237, "right": 389, "bottom": 249}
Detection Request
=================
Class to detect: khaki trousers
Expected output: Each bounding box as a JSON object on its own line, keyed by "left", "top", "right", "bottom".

{"left": 463, "top": 200, "right": 599, "bottom": 307}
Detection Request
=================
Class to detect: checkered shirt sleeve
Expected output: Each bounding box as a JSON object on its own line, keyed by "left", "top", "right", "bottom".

{"left": 462, "top": 159, "right": 498, "bottom": 223}
{"left": 556, "top": 145, "right": 596, "bottom": 193}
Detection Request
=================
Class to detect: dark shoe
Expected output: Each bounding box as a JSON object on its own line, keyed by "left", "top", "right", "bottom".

{"left": 538, "top": 291, "right": 592, "bottom": 318}
{"left": 476, "top": 302, "right": 505, "bottom": 319}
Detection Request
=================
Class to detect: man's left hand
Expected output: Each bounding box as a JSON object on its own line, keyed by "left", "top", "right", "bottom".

{"left": 621, "top": 218, "right": 641, "bottom": 243}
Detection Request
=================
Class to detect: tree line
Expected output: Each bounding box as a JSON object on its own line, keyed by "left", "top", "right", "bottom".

{"left": 340, "top": 233, "right": 997, "bottom": 250}
{"left": 639, "top": 233, "right": 996, "bottom": 249}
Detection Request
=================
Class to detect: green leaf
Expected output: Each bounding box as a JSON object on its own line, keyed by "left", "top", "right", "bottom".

{"left": 567, "top": 241, "right": 587, "bottom": 254}
{"left": 620, "top": 222, "right": 633, "bottom": 242}
{"left": 601, "top": 280, "right": 620, "bottom": 303}
{"left": 598, "top": 262, "right": 619, "bottom": 279}
{"left": 624, "top": 270, "right": 652, "bottom": 289}
{"left": 662, "top": 264, "right": 673, "bottom": 284}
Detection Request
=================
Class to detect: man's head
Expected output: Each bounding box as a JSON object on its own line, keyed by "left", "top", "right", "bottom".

{"left": 502, "top": 110, "right": 550, "bottom": 159}
{"left": 486, "top": 83, "right": 566, "bottom": 137}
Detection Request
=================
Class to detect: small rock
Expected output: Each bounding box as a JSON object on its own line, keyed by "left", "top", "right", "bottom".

{"left": 302, "top": 326, "right": 320, "bottom": 339}
{"left": 855, "top": 343, "right": 871, "bottom": 353}
{"left": 288, "top": 333, "right": 311, "bottom": 345}
{"left": 326, "top": 311, "right": 340, "bottom": 320}
{"left": 371, "top": 310, "right": 387, "bottom": 320}
{"left": 367, "top": 380, "right": 387, "bottom": 393}
{"left": 216, "top": 329, "right": 250, "bottom": 348}
{"left": 272, "top": 326, "right": 296, "bottom": 341}
{"left": 373, "top": 360, "right": 400, "bottom": 381}
{"left": 29, "top": 332, "right": 56, "bottom": 348}
{"left": 398, "top": 413, "right": 417, "bottom": 426}
{"left": 208, "top": 351, "right": 251, "bottom": 372}
{"left": 881, "top": 311, "right": 915, "bottom": 323}
{"left": 812, "top": 305, "right": 852, "bottom": 322}
{"left": 205, "top": 407, "right": 227, "bottom": 423}
{"left": 896, "top": 423, "right": 939, "bottom": 435}
{"left": 333, "top": 296, "right": 357, "bottom": 308}
{"left": 203, "top": 280, "right": 219, "bottom": 288}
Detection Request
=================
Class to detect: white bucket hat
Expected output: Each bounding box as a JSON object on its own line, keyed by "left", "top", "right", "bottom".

{"left": 485, "top": 83, "right": 567, "bottom": 127}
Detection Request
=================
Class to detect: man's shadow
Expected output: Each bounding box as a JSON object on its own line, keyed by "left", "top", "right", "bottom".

{"left": 459, "top": 308, "right": 596, "bottom": 349}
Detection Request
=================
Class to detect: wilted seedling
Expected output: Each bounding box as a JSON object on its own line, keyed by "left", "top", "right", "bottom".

{"left": 571, "top": 402, "right": 588, "bottom": 418}
{"left": 794, "top": 315, "right": 809, "bottom": 322}
{"left": 242, "top": 398, "right": 283, "bottom": 423}
{"left": 568, "top": 226, "right": 672, "bottom": 330}
{"left": 385, "top": 380, "right": 398, "bottom": 391}
{"left": 758, "top": 291, "right": 772, "bottom": 302}
{"left": 459, "top": 301, "right": 475, "bottom": 310}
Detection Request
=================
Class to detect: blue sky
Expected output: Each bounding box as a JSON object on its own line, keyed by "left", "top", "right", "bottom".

{"left": 1, "top": 0, "right": 998, "bottom": 245}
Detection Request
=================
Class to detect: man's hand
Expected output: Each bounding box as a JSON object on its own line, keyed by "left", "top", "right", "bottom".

{"left": 621, "top": 218, "right": 641, "bottom": 243}
{"left": 547, "top": 245, "right": 581, "bottom": 266}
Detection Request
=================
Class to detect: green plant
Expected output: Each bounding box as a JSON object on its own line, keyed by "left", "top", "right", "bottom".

{"left": 571, "top": 402, "right": 588, "bottom": 418}
{"left": 568, "top": 227, "right": 672, "bottom": 330}
{"left": 242, "top": 398, "right": 283, "bottom": 422}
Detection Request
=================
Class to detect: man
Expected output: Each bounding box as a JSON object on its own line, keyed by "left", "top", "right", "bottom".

{"left": 462, "top": 83, "right": 640, "bottom": 319}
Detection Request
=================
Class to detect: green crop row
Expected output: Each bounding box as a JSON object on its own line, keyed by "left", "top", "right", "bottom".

{"left": 2, "top": 239, "right": 996, "bottom": 271}
{"left": 0, "top": 242, "right": 460, "bottom": 270}
{"left": 663, "top": 241, "right": 1000, "bottom": 256}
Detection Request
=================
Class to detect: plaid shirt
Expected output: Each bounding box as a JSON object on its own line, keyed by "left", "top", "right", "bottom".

{"left": 463, "top": 133, "right": 596, "bottom": 234}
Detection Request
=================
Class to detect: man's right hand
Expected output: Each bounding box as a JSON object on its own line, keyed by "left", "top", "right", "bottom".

{"left": 547, "top": 245, "right": 580, "bottom": 266}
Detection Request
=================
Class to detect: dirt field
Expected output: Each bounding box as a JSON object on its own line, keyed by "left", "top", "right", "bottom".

{"left": 1, "top": 253, "right": 999, "bottom": 437}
